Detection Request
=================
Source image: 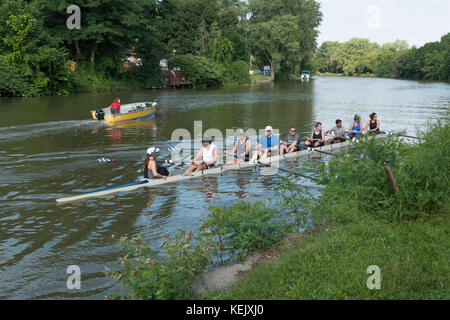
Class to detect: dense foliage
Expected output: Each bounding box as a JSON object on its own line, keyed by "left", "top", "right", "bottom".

{"left": 105, "top": 232, "right": 214, "bottom": 300}
{"left": 316, "top": 121, "right": 449, "bottom": 223}
{"left": 315, "top": 35, "right": 450, "bottom": 81}
{"left": 0, "top": 0, "right": 323, "bottom": 96}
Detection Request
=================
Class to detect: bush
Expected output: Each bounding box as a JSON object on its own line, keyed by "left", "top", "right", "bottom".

{"left": 315, "top": 123, "right": 449, "bottom": 223}
{"left": 0, "top": 59, "right": 30, "bottom": 96}
{"left": 106, "top": 231, "right": 213, "bottom": 300}
{"left": 228, "top": 60, "right": 250, "bottom": 84}
{"left": 396, "top": 121, "right": 449, "bottom": 219}
{"left": 201, "top": 202, "right": 289, "bottom": 265}
{"left": 170, "top": 54, "right": 232, "bottom": 87}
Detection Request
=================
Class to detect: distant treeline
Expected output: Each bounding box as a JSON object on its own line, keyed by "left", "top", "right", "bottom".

{"left": 0, "top": 0, "right": 322, "bottom": 97}
{"left": 315, "top": 34, "right": 450, "bottom": 82}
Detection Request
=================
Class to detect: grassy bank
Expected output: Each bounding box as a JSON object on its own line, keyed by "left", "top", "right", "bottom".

{"left": 205, "top": 214, "right": 449, "bottom": 299}
{"left": 316, "top": 72, "right": 377, "bottom": 78}
{"left": 250, "top": 75, "right": 271, "bottom": 82}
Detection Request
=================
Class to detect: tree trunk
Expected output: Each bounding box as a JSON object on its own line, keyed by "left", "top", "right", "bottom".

{"left": 74, "top": 40, "right": 81, "bottom": 56}
{"left": 90, "top": 49, "right": 95, "bottom": 63}
{"left": 270, "top": 61, "right": 275, "bottom": 82}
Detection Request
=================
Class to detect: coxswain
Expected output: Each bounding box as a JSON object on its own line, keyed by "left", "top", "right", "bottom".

{"left": 143, "top": 147, "right": 171, "bottom": 179}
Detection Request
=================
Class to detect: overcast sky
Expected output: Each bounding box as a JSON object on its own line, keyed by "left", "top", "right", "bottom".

{"left": 317, "top": 0, "right": 450, "bottom": 47}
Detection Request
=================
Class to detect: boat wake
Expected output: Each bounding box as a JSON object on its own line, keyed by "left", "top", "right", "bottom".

{"left": 0, "top": 120, "right": 102, "bottom": 142}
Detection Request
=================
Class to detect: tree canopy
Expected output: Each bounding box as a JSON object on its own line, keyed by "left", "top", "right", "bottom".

{"left": 315, "top": 35, "right": 450, "bottom": 81}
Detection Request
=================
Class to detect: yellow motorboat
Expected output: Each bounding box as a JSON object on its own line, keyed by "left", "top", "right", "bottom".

{"left": 91, "top": 101, "right": 157, "bottom": 123}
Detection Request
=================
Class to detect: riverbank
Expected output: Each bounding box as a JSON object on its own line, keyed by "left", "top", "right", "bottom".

{"left": 202, "top": 214, "right": 449, "bottom": 299}
{"left": 200, "top": 122, "right": 449, "bottom": 299}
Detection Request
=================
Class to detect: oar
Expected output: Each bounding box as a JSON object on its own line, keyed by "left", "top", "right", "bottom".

{"left": 97, "top": 158, "right": 139, "bottom": 163}
{"left": 98, "top": 157, "right": 174, "bottom": 165}
{"left": 380, "top": 131, "right": 422, "bottom": 140}
{"left": 298, "top": 146, "right": 335, "bottom": 156}
{"left": 256, "top": 161, "right": 319, "bottom": 182}
{"left": 98, "top": 153, "right": 191, "bottom": 166}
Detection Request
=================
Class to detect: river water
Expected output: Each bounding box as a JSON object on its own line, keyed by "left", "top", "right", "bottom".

{"left": 0, "top": 77, "right": 448, "bottom": 299}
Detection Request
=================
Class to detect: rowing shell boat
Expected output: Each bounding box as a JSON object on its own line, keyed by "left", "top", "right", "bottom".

{"left": 56, "top": 129, "right": 406, "bottom": 203}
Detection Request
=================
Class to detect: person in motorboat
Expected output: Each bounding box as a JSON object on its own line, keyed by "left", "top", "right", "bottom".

{"left": 108, "top": 98, "right": 121, "bottom": 114}
{"left": 184, "top": 136, "right": 218, "bottom": 173}
{"left": 143, "top": 147, "right": 171, "bottom": 179}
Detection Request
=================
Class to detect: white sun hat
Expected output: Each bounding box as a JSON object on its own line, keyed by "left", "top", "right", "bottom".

{"left": 265, "top": 125, "right": 273, "bottom": 131}
{"left": 147, "top": 147, "right": 160, "bottom": 155}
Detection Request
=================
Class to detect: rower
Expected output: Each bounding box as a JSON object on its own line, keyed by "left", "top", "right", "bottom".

{"left": 280, "top": 127, "right": 300, "bottom": 155}
{"left": 143, "top": 147, "right": 171, "bottom": 179}
{"left": 326, "top": 119, "right": 347, "bottom": 144}
{"left": 365, "top": 112, "right": 380, "bottom": 134}
{"left": 305, "top": 122, "right": 325, "bottom": 147}
{"left": 348, "top": 114, "right": 363, "bottom": 141}
{"left": 108, "top": 98, "right": 121, "bottom": 114}
{"left": 226, "top": 129, "right": 251, "bottom": 165}
{"left": 251, "top": 126, "right": 279, "bottom": 161}
{"left": 184, "top": 136, "right": 218, "bottom": 173}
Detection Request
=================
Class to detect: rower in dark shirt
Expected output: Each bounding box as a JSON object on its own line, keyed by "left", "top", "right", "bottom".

{"left": 305, "top": 122, "right": 325, "bottom": 148}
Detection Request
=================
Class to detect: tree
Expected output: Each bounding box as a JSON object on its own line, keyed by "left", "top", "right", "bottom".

{"left": 212, "top": 37, "right": 234, "bottom": 65}
{"left": 249, "top": 15, "right": 299, "bottom": 81}
{"left": 422, "top": 51, "right": 445, "bottom": 80}
{"left": 364, "top": 50, "right": 379, "bottom": 74}
{"left": 248, "top": 0, "right": 322, "bottom": 80}
{"left": 0, "top": 0, "right": 71, "bottom": 95}
{"left": 37, "top": 0, "right": 159, "bottom": 67}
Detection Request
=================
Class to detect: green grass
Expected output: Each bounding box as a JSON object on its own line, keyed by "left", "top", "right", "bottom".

{"left": 250, "top": 74, "right": 271, "bottom": 82}
{"left": 205, "top": 214, "right": 449, "bottom": 299}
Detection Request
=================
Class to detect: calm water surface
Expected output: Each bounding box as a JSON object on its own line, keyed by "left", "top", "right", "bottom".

{"left": 0, "top": 77, "right": 448, "bottom": 299}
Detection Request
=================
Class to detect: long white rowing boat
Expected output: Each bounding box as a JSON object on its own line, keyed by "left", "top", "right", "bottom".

{"left": 56, "top": 129, "right": 406, "bottom": 203}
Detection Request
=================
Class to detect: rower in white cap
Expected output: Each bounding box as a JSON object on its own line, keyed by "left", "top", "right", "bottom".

{"left": 184, "top": 136, "right": 218, "bottom": 174}
{"left": 251, "top": 125, "right": 280, "bottom": 161}
{"left": 143, "top": 147, "right": 171, "bottom": 179}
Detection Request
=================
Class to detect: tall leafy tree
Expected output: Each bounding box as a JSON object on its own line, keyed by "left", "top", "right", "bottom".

{"left": 0, "top": 0, "right": 71, "bottom": 95}
{"left": 248, "top": 0, "right": 322, "bottom": 80}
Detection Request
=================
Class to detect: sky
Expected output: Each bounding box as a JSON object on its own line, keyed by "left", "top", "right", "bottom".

{"left": 317, "top": 0, "right": 450, "bottom": 47}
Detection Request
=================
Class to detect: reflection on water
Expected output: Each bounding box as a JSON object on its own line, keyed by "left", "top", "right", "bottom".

{"left": 0, "top": 78, "right": 448, "bottom": 299}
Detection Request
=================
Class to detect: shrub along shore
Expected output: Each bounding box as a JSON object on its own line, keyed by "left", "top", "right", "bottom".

{"left": 106, "top": 122, "right": 449, "bottom": 300}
